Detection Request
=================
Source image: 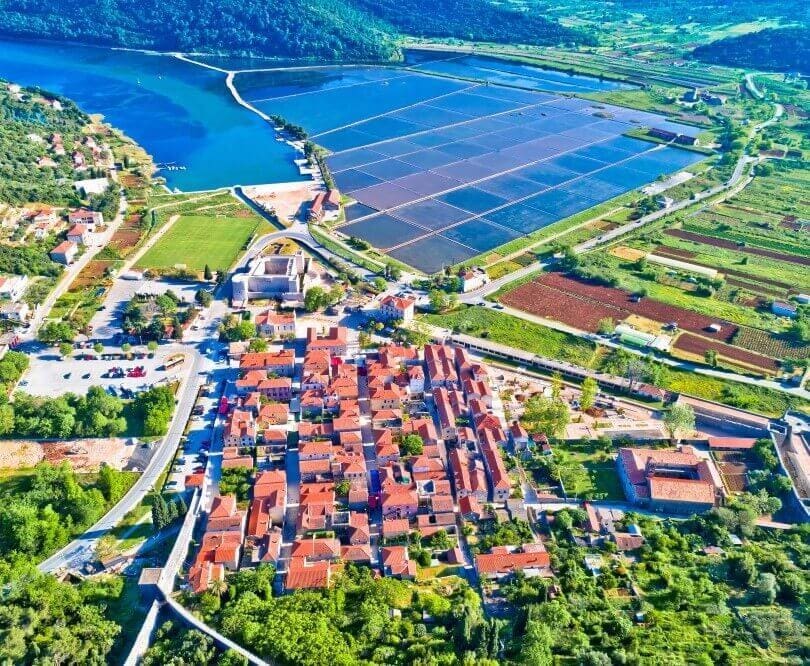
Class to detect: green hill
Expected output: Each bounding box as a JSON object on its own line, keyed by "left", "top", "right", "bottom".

{"left": 692, "top": 27, "right": 810, "bottom": 73}
{"left": 0, "top": 0, "right": 592, "bottom": 62}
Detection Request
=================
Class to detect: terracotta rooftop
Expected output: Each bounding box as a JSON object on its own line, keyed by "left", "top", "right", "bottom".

{"left": 475, "top": 546, "right": 550, "bottom": 575}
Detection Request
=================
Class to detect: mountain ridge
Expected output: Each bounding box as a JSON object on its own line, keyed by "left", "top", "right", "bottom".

{"left": 0, "top": 0, "right": 593, "bottom": 62}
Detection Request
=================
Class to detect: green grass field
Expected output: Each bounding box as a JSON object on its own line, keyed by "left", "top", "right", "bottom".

{"left": 421, "top": 306, "right": 599, "bottom": 368}
{"left": 137, "top": 214, "right": 262, "bottom": 272}
{"left": 553, "top": 441, "right": 625, "bottom": 500}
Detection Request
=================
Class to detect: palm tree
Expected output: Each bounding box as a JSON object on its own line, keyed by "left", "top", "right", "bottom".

{"left": 210, "top": 578, "right": 227, "bottom": 599}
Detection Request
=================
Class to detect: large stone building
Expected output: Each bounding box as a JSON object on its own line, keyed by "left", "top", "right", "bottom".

{"left": 617, "top": 446, "right": 724, "bottom": 514}
{"left": 232, "top": 251, "right": 311, "bottom": 305}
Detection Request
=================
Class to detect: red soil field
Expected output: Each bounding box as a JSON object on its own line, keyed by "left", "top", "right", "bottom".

{"left": 665, "top": 229, "right": 810, "bottom": 267}
{"left": 501, "top": 281, "right": 621, "bottom": 331}
{"left": 718, "top": 466, "right": 748, "bottom": 492}
{"left": 654, "top": 246, "right": 696, "bottom": 260}
{"left": 110, "top": 229, "right": 141, "bottom": 251}
{"left": 673, "top": 331, "right": 780, "bottom": 373}
{"left": 70, "top": 260, "right": 113, "bottom": 290}
{"left": 724, "top": 278, "right": 783, "bottom": 299}
{"left": 535, "top": 272, "right": 739, "bottom": 341}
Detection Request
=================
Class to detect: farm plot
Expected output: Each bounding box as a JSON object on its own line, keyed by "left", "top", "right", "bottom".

{"left": 501, "top": 280, "right": 621, "bottom": 332}
{"left": 665, "top": 229, "right": 810, "bottom": 267}
{"left": 70, "top": 260, "right": 115, "bottom": 290}
{"left": 421, "top": 306, "right": 598, "bottom": 367}
{"left": 535, "top": 272, "right": 740, "bottom": 341}
{"left": 109, "top": 213, "right": 143, "bottom": 255}
{"left": 682, "top": 220, "right": 810, "bottom": 259}
{"left": 724, "top": 278, "right": 783, "bottom": 299}
{"left": 652, "top": 245, "right": 801, "bottom": 294}
{"left": 672, "top": 331, "right": 780, "bottom": 374}
{"left": 732, "top": 327, "right": 810, "bottom": 361}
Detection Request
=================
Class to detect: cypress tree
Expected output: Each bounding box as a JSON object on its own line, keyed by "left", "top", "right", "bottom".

{"left": 151, "top": 493, "right": 168, "bottom": 531}
{"left": 166, "top": 497, "right": 179, "bottom": 523}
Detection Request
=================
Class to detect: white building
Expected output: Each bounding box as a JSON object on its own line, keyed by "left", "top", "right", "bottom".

{"left": 460, "top": 267, "right": 489, "bottom": 293}
{"left": 73, "top": 177, "right": 109, "bottom": 196}
{"left": 0, "top": 301, "right": 30, "bottom": 322}
{"left": 68, "top": 209, "right": 103, "bottom": 229}
{"left": 256, "top": 310, "right": 297, "bottom": 338}
{"left": 50, "top": 240, "right": 78, "bottom": 265}
{"left": 232, "top": 251, "right": 311, "bottom": 305}
{"left": 379, "top": 295, "right": 416, "bottom": 323}
{"left": 0, "top": 275, "right": 29, "bottom": 302}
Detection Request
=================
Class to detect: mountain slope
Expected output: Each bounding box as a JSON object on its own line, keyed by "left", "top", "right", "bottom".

{"left": 352, "top": 0, "right": 595, "bottom": 48}
{"left": 691, "top": 27, "right": 810, "bottom": 73}
{"left": 0, "top": 0, "right": 398, "bottom": 61}
{"left": 0, "top": 0, "right": 590, "bottom": 61}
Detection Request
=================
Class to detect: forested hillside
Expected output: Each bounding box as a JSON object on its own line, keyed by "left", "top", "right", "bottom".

{"left": 610, "top": 0, "right": 807, "bottom": 26}
{"left": 0, "top": 83, "right": 88, "bottom": 205}
{"left": 353, "top": 0, "right": 594, "bottom": 47}
{"left": 0, "top": 0, "right": 590, "bottom": 61}
{"left": 692, "top": 27, "right": 810, "bottom": 73}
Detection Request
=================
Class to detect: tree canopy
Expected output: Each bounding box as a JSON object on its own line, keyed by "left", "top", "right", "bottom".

{"left": 692, "top": 27, "right": 810, "bottom": 72}
{"left": 0, "top": 0, "right": 592, "bottom": 63}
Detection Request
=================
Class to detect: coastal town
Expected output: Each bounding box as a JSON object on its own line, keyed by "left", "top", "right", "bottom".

{"left": 0, "top": 11, "right": 808, "bottom": 665}
{"left": 178, "top": 324, "right": 784, "bottom": 600}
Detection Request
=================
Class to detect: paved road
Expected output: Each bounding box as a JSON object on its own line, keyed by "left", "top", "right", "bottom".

{"left": 231, "top": 189, "right": 380, "bottom": 283}
{"left": 38, "top": 344, "right": 205, "bottom": 573}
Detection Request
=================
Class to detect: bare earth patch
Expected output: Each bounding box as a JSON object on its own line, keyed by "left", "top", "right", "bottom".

{"left": 0, "top": 438, "right": 146, "bottom": 472}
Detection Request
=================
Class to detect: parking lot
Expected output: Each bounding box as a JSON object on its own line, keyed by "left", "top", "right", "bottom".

{"left": 20, "top": 343, "right": 191, "bottom": 397}
{"left": 165, "top": 349, "right": 234, "bottom": 502}
{"left": 166, "top": 384, "right": 221, "bottom": 493}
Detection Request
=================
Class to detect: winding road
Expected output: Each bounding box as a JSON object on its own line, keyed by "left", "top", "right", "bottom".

{"left": 38, "top": 345, "right": 206, "bottom": 574}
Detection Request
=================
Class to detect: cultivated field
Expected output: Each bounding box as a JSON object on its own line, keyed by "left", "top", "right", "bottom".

{"left": 421, "top": 306, "right": 598, "bottom": 368}
{"left": 672, "top": 331, "right": 780, "bottom": 374}
{"left": 665, "top": 229, "right": 810, "bottom": 267}
{"left": 504, "top": 272, "right": 740, "bottom": 340}
{"left": 109, "top": 213, "right": 143, "bottom": 255}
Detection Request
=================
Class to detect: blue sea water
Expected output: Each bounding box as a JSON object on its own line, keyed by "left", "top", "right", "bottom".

{"left": 0, "top": 39, "right": 302, "bottom": 191}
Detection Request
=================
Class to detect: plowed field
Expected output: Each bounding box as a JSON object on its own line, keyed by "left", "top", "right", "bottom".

{"left": 530, "top": 272, "right": 739, "bottom": 341}
{"left": 673, "top": 331, "right": 780, "bottom": 373}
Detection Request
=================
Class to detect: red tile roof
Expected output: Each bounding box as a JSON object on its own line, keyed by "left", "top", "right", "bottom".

{"left": 381, "top": 546, "right": 417, "bottom": 577}
{"left": 707, "top": 437, "right": 758, "bottom": 450}
{"left": 291, "top": 537, "right": 341, "bottom": 560}
{"left": 476, "top": 547, "right": 550, "bottom": 575}
{"left": 341, "top": 544, "right": 373, "bottom": 562}
{"left": 648, "top": 477, "right": 716, "bottom": 505}
{"left": 285, "top": 558, "right": 336, "bottom": 590}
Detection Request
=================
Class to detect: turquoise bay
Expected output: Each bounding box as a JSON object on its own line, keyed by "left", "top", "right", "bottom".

{"left": 0, "top": 39, "right": 302, "bottom": 191}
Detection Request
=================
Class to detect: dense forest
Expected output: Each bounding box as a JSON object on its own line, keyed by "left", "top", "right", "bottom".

{"left": 692, "top": 27, "right": 810, "bottom": 73}
{"left": 353, "top": 0, "right": 594, "bottom": 48}
{"left": 0, "top": 0, "right": 590, "bottom": 62}
{"left": 0, "top": 462, "right": 133, "bottom": 561}
{"left": 0, "top": 558, "right": 123, "bottom": 664}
